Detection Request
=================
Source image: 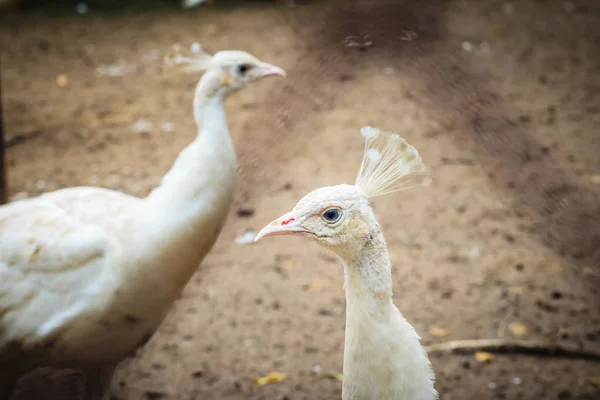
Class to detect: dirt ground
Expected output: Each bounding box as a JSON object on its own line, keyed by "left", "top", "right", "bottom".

{"left": 1, "top": 0, "right": 600, "bottom": 399}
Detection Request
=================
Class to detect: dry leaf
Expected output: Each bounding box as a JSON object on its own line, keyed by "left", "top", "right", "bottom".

{"left": 507, "top": 322, "right": 528, "bottom": 338}
{"left": 429, "top": 327, "right": 450, "bottom": 337}
{"left": 508, "top": 286, "right": 526, "bottom": 295}
{"left": 56, "top": 74, "right": 68, "bottom": 87}
{"left": 474, "top": 351, "right": 495, "bottom": 363}
{"left": 252, "top": 372, "right": 288, "bottom": 386}
{"left": 589, "top": 376, "right": 600, "bottom": 386}
{"left": 323, "top": 370, "right": 344, "bottom": 382}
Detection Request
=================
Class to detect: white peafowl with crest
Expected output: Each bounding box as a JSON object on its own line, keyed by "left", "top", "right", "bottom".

{"left": 255, "top": 126, "right": 437, "bottom": 400}
{"left": 0, "top": 44, "right": 285, "bottom": 399}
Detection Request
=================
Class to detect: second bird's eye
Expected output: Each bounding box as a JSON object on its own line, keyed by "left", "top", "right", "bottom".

{"left": 238, "top": 64, "right": 250, "bottom": 74}
{"left": 322, "top": 208, "right": 341, "bottom": 223}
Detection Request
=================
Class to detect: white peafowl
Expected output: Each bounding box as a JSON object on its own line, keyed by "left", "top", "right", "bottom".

{"left": 255, "top": 126, "right": 437, "bottom": 400}
{"left": 0, "top": 44, "right": 285, "bottom": 400}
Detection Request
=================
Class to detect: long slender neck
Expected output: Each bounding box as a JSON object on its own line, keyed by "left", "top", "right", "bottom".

{"left": 145, "top": 70, "right": 235, "bottom": 208}
{"left": 125, "top": 70, "right": 237, "bottom": 294}
{"left": 193, "top": 69, "right": 229, "bottom": 127}
{"left": 343, "top": 230, "right": 393, "bottom": 307}
{"left": 341, "top": 229, "right": 436, "bottom": 400}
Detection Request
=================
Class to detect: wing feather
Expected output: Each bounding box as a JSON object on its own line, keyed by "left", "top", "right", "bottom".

{"left": 0, "top": 187, "right": 136, "bottom": 358}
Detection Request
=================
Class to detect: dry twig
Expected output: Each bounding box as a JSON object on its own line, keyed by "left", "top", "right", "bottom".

{"left": 426, "top": 339, "right": 600, "bottom": 361}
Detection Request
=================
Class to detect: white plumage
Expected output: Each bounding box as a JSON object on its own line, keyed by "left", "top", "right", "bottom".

{"left": 255, "top": 126, "right": 436, "bottom": 399}
{"left": 0, "top": 44, "right": 285, "bottom": 399}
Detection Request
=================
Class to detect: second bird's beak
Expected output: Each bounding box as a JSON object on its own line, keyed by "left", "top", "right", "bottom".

{"left": 254, "top": 212, "right": 305, "bottom": 242}
{"left": 259, "top": 62, "right": 286, "bottom": 78}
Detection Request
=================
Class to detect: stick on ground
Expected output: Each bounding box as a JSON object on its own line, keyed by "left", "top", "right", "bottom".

{"left": 426, "top": 339, "right": 600, "bottom": 361}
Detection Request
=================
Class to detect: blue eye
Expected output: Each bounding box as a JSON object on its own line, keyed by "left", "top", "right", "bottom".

{"left": 322, "top": 208, "right": 341, "bottom": 223}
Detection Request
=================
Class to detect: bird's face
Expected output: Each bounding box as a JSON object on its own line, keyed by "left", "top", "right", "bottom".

{"left": 211, "top": 50, "right": 286, "bottom": 91}
{"left": 255, "top": 184, "right": 378, "bottom": 256}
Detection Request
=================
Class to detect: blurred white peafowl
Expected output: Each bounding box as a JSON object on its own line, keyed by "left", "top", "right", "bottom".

{"left": 255, "top": 126, "right": 437, "bottom": 400}
{"left": 0, "top": 44, "right": 285, "bottom": 399}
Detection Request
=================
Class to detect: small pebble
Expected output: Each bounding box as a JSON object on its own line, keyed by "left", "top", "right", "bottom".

{"left": 311, "top": 364, "right": 322, "bottom": 374}
{"left": 462, "top": 41, "right": 473, "bottom": 52}
{"left": 191, "top": 42, "right": 202, "bottom": 53}
{"left": 513, "top": 377, "right": 522, "bottom": 385}
{"left": 399, "top": 30, "right": 417, "bottom": 41}
{"left": 131, "top": 119, "right": 153, "bottom": 134}
{"left": 488, "top": 382, "right": 497, "bottom": 390}
{"left": 503, "top": 2, "right": 514, "bottom": 14}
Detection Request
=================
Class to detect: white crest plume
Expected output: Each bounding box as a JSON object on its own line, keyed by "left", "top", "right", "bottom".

{"left": 354, "top": 126, "right": 431, "bottom": 197}
{"left": 163, "top": 42, "right": 213, "bottom": 74}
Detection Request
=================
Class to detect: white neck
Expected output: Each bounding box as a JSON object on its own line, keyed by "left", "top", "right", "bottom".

{"left": 121, "top": 70, "right": 237, "bottom": 303}
{"left": 341, "top": 230, "right": 436, "bottom": 400}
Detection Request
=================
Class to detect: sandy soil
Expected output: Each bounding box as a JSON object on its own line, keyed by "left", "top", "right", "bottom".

{"left": 1, "top": 0, "right": 600, "bottom": 399}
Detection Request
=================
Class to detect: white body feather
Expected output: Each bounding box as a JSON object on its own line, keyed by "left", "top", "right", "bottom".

{"left": 0, "top": 70, "right": 236, "bottom": 387}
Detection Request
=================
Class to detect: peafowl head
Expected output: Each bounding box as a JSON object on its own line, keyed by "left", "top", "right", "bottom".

{"left": 164, "top": 43, "right": 285, "bottom": 95}
{"left": 255, "top": 126, "right": 431, "bottom": 255}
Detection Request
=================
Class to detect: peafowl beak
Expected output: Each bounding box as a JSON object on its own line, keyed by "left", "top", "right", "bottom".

{"left": 254, "top": 212, "right": 306, "bottom": 241}
{"left": 259, "top": 62, "right": 287, "bottom": 78}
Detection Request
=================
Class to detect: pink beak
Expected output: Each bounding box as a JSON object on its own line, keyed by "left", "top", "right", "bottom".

{"left": 254, "top": 212, "right": 306, "bottom": 242}
{"left": 259, "top": 62, "right": 287, "bottom": 78}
